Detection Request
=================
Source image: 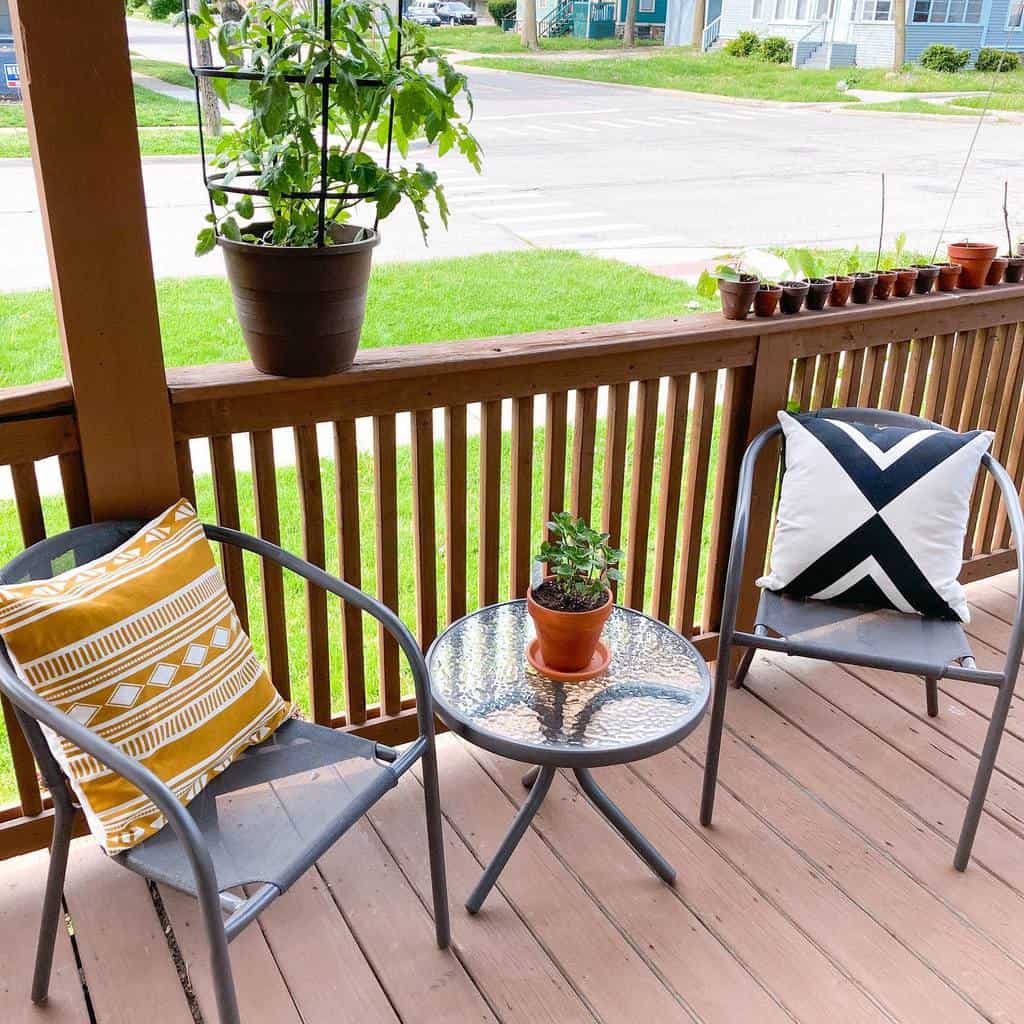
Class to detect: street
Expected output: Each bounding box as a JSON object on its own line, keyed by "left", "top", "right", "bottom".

{"left": 1, "top": 18, "right": 1022, "bottom": 291}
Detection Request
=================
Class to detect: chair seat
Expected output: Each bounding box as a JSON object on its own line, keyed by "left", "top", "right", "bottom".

{"left": 115, "top": 718, "right": 397, "bottom": 894}
{"left": 752, "top": 589, "right": 974, "bottom": 676}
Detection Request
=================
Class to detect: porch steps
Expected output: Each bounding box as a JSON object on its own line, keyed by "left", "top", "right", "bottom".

{"left": 797, "top": 40, "right": 858, "bottom": 69}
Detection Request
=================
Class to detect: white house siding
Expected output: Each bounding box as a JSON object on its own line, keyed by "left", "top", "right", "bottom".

{"left": 664, "top": 0, "right": 695, "bottom": 44}
{"left": 850, "top": 22, "right": 894, "bottom": 64}
{"left": 983, "top": 0, "right": 1024, "bottom": 49}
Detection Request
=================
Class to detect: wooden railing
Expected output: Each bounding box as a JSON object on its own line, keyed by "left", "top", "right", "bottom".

{"left": 0, "top": 284, "right": 1022, "bottom": 858}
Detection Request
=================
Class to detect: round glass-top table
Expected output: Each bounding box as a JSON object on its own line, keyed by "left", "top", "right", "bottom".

{"left": 427, "top": 600, "right": 711, "bottom": 913}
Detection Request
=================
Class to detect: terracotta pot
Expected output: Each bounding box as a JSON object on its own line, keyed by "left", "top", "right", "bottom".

{"left": 527, "top": 583, "right": 612, "bottom": 673}
{"left": 1005, "top": 257, "right": 1024, "bottom": 283}
{"left": 936, "top": 263, "right": 962, "bottom": 291}
{"left": 873, "top": 270, "right": 897, "bottom": 300}
{"left": 802, "top": 278, "right": 833, "bottom": 310}
{"left": 911, "top": 264, "right": 940, "bottom": 294}
{"left": 718, "top": 275, "right": 760, "bottom": 320}
{"left": 218, "top": 222, "right": 380, "bottom": 377}
{"left": 779, "top": 280, "right": 809, "bottom": 314}
{"left": 892, "top": 267, "right": 918, "bottom": 297}
{"left": 850, "top": 272, "right": 877, "bottom": 304}
{"left": 826, "top": 275, "right": 853, "bottom": 306}
{"left": 947, "top": 241, "right": 997, "bottom": 289}
{"left": 986, "top": 256, "right": 1009, "bottom": 285}
{"left": 754, "top": 283, "right": 782, "bottom": 317}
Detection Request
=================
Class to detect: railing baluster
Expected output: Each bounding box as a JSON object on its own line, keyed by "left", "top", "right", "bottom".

{"left": 334, "top": 419, "right": 366, "bottom": 725}
{"left": 479, "top": 399, "right": 502, "bottom": 608}
{"left": 444, "top": 405, "right": 468, "bottom": 625}
{"left": 209, "top": 435, "right": 250, "bottom": 632}
{"left": 878, "top": 341, "right": 908, "bottom": 410}
{"left": 958, "top": 328, "right": 992, "bottom": 431}
{"left": 901, "top": 336, "right": 934, "bottom": 415}
{"left": 510, "top": 396, "right": 534, "bottom": 599}
{"left": 1, "top": 696, "right": 42, "bottom": 817}
{"left": 836, "top": 347, "right": 863, "bottom": 408}
{"left": 625, "top": 379, "right": 659, "bottom": 611}
{"left": 294, "top": 424, "right": 331, "bottom": 725}
{"left": 542, "top": 391, "right": 568, "bottom": 536}
{"left": 250, "top": 429, "right": 290, "bottom": 700}
{"left": 923, "top": 333, "right": 955, "bottom": 421}
{"left": 175, "top": 439, "right": 198, "bottom": 508}
{"left": 11, "top": 463, "right": 45, "bottom": 547}
{"left": 411, "top": 409, "right": 438, "bottom": 649}
{"left": 651, "top": 375, "right": 690, "bottom": 622}
{"left": 570, "top": 387, "right": 598, "bottom": 523}
{"left": 373, "top": 414, "right": 401, "bottom": 715}
{"left": 58, "top": 451, "right": 90, "bottom": 527}
{"left": 601, "top": 382, "right": 630, "bottom": 571}
{"left": 997, "top": 322, "right": 1024, "bottom": 548}
{"left": 674, "top": 371, "right": 716, "bottom": 636}
{"left": 857, "top": 344, "right": 885, "bottom": 407}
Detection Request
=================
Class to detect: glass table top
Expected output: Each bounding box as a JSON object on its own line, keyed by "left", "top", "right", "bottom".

{"left": 427, "top": 601, "right": 711, "bottom": 766}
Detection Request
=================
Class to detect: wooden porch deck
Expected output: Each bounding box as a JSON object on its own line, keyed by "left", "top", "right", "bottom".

{"left": 3, "top": 571, "right": 1024, "bottom": 1024}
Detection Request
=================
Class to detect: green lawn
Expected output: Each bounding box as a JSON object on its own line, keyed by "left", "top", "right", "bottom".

{"left": 428, "top": 24, "right": 661, "bottom": 53}
{"left": 0, "top": 128, "right": 202, "bottom": 160}
{"left": 470, "top": 48, "right": 1024, "bottom": 103}
{"left": 0, "top": 83, "right": 196, "bottom": 130}
{"left": 131, "top": 56, "right": 253, "bottom": 107}
{"left": 952, "top": 93, "right": 1024, "bottom": 112}
{"left": 851, "top": 99, "right": 978, "bottom": 116}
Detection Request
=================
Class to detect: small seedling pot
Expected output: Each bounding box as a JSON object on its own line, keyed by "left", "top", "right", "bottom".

{"left": 850, "top": 272, "right": 878, "bottom": 304}
{"left": 754, "top": 283, "right": 782, "bottom": 317}
{"left": 911, "top": 264, "right": 940, "bottom": 294}
{"left": 718, "top": 275, "right": 760, "bottom": 320}
{"left": 892, "top": 267, "right": 918, "bottom": 297}
{"left": 873, "top": 270, "right": 898, "bottom": 300}
{"left": 779, "top": 280, "right": 810, "bottom": 314}
{"left": 947, "top": 241, "right": 997, "bottom": 289}
{"left": 802, "top": 278, "right": 833, "bottom": 311}
{"left": 527, "top": 581, "right": 613, "bottom": 674}
{"left": 986, "top": 256, "right": 1009, "bottom": 285}
{"left": 935, "top": 263, "right": 962, "bottom": 291}
{"left": 1004, "top": 256, "right": 1024, "bottom": 283}
{"left": 826, "top": 275, "right": 853, "bottom": 306}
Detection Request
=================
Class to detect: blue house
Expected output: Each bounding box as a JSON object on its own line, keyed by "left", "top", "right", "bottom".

{"left": 519, "top": 0, "right": 670, "bottom": 39}
{"left": 0, "top": 0, "right": 20, "bottom": 100}
{"left": 665, "top": 0, "right": 1024, "bottom": 66}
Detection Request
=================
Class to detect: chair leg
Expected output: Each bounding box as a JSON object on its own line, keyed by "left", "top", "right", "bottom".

{"left": 31, "top": 798, "right": 74, "bottom": 1004}
{"left": 700, "top": 632, "right": 735, "bottom": 827}
{"left": 954, "top": 673, "right": 1017, "bottom": 871}
{"left": 733, "top": 647, "right": 756, "bottom": 690}
{"left": 193, "top": 864, "right": 240, "bottom": 1024}
{"left": 421, "top": 740, "right": 451, "bottom": 949}
{"left": 925, "top": 676, "right": 939, "bottom": 718}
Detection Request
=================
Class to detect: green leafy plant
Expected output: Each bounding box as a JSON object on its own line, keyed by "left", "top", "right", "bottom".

{"left": 185, "top": 0, "right": 481, "bottom": 254}
{"left": 919, "top": 44, "right": 970, "bottom": 73}
{"left": 147, "top": 0, "right": 181, "bottom": 19}
{"left": 537, "top": 513, "right": 624, "bottom": 602}
{"left": 696, "top": 253, "right": 757, "bottom": 299}
{"left": 724, "top": 31, "right": 760, "bottom": 59}
{"left": 976, "top": 48, "right": 1019, "bottom": 73}
{"left": 878, "top": 232, "right": 908, "bottom": 271}
{"left": 488, "top": 0, "right": 517, "bottom": 23}
{"left": 788, "top": 249, "right": 825, "bottom": 280}
{"left": 758, "top": 36, "right": 793, "bottom": 65}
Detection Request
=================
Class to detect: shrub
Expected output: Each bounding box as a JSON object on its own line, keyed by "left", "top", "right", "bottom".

{"left": 919, "top": 44, "right": 970, "bottom": 73}
{"left": 724, "top": 30, "right": 761, "bottom": 58}
{"left": 758, "top": 35, "right": 793, "bottom": 64}
{"left": 146, "top": 0, "right": 181, "bottom": 19}
{"left": 488, "top": 0, "right": 517, "bottom": 23}
{"left": 976, "top": 48, "right": 1020, "bottom": 72}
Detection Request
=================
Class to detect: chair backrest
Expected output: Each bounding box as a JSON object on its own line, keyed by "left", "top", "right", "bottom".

{"left": 802, "top": 406, "right": 949, "bottom": 433}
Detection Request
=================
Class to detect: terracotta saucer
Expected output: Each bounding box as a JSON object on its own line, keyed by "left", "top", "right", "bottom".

{"left": 526, "top": 638, "right": 611, "bottom": 683}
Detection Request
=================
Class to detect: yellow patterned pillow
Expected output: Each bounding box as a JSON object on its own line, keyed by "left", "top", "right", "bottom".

{"left": 0, "top": 499, "right": 292, "bottom": 853}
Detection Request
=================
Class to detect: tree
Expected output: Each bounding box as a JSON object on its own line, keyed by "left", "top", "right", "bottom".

{"left": 892, "top": 0, "right": 906, "bottom": 69}
{"left": 622, "top": 0, "right": 637, "bottom": 46}
{"left": 191, "top": 0, "right": 222, "bottom": 136}
{"left": 691, "top": 0, "right": 706, "bottom": 50}
{"left": 520, "top": 0, "right": 539, "bottom": 49}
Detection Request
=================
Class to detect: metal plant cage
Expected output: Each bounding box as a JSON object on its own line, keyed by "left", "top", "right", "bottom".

{"left": 183, "top": 0, "right": 402, "bottom": 247}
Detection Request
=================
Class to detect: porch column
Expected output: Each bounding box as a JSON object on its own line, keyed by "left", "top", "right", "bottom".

{"left": 10, "top": 0, "right": 180, "bottom": 521}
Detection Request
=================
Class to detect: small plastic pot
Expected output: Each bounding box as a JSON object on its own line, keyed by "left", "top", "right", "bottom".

{"left": 911, "top": 264, "right": 940, "bottom": 294}
{"left": 873, "top": 270, "right": 897, "bottom": 300}
{"left": 826, "top": 275, "right": 853, "bottom": 306}
{"left": 936, "top": 263, "right": 962, "bottom": 291}
{"left": 892, "top": 267, "right": 918, "bottom": 297}
{"left": 850, "top": 272, "right": 878, "bottom": 304}
{"left": 779, "top": 280, "right": 810, "bottom": 314}
{"left": 717, "top": 275, "right": 760, "bottom": 320}
{"left": 754, "top": 283, "right": 782, "bottom": 317}
{"left": 948, "top": 241, "right": 997, "bottom": 289}
{"left": 986, "top": 256, "right": 1009, "bottom": 285}
{"left": 802, "top": 278, "right": 833, "bottom": 311}
{"left": 1005, "top": 256, "right": 1024, "bottom": 283}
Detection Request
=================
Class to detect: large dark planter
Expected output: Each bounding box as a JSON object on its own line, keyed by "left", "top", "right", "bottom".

{"left": 717, "top": 275, "right": 760, "bottom": 320}
{"left": 986, "top": 256, "right": 1009, "bottom": 285}
{"left": 948, "top": 242, "right": 996, "bottom": 289}
{"left": 802, "top": 278, "right": 833, "bottom": 310}
{"left": 754, "top": 283, "right": 782, "bottom": 317}
{"left": 779, "top": 280, "right": 809, "bottom": 314}
{"left": 873, "top": 270, "right": 897, "bottom": 300}
{"left": 218, "top": 223, "right": 380, "bottom": 377}
{"left": 892, "top": 268, "right": 918, "bottom": 297}
{"left": 850, "top": 272, "right": 877, "bottom": 304}
{"left": 911, "top": 264, "right": 940, "bottom": 294}
{"left": 1005, "top": 257, "right": 1024, "bottom": 283}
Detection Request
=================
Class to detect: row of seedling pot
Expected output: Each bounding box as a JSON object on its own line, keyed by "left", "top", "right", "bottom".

{"left": 700, "top": 239, "right": 1024, "bottom": 321}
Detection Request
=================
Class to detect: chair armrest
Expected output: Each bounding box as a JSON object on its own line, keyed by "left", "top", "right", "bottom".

{"left": 981, "top": 454, "right": 1024, "bottom": 677}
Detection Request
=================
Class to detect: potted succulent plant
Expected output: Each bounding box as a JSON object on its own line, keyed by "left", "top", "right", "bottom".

{"left": 527, "top": 513, "right": 623, "bottom": 676}
{"left": 186, "top": 0, "right": 480, "bottom": 377}
{"left": 948, "top": 241, "right": 997, "bottom": 289}
{"left": 697, "top": 258, "right": 761, "bottom": 320}
{"left": 754, "top": 282, "right": 782, "bottom": 317}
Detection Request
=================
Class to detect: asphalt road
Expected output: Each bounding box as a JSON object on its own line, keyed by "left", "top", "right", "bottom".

{"left": 1, "top": 18, "right": 1021, "bottom": 291}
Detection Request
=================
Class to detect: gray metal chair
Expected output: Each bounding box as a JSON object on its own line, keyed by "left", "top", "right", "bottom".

{"left": 700, "top": 407, "right": 1024, "bottom": 871}
{"left": 0, "top": 522, "right": 450, "bottom": 1024}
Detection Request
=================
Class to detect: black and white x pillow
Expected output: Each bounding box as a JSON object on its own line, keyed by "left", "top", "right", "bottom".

{"left": 758, "top": 411, "right": 993, "bottom": 622}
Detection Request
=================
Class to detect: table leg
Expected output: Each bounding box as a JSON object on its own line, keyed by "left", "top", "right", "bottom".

{"left": 466, "top": 765, "right": 555, "bottom": 914}
{"left": 521, "top": 765, "right": 541, "bottom": 789}
{"left": 573, "top": 768, "right": 676, "bottom": 884}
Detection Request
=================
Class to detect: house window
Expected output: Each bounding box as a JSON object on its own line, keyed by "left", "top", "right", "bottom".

{"left": 639, "top": 0, "right": 656, "bottom": 11}
{"left": 858, "top": 0, "right": 892, "bottom": 19}
{"left": 1009, "top": 1, "right": 1023, "bottom": 27}
{"left": 794, "top": 0, "right": 808, "bottom": 17}
{"left": 912, "top": 0, "right": 981, "bottom": 21}
{"left": 752, "top": 0, "right": 765, "bottom": 17}
{"left": 814, "top": 0, "right": 835, "bottom": 17}
{"left": 773, "top": 0, "right": 789, "bottom": 17}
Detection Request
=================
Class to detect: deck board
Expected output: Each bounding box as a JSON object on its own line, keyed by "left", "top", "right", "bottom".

{"left": 2, "top": 573, "right": 1023, "bottom": 1023}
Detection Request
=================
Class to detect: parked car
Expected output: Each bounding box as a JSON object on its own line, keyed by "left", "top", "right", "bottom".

{"left": 406, "top": 4, "right": 442, "bottom": 24}
{"left": 436, "top": 2, "right": 478, "bottom": 24}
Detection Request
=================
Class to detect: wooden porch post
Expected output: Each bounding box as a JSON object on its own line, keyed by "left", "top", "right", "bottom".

{"left": 10, "top": 0, "right": 179, "bottom": 521}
